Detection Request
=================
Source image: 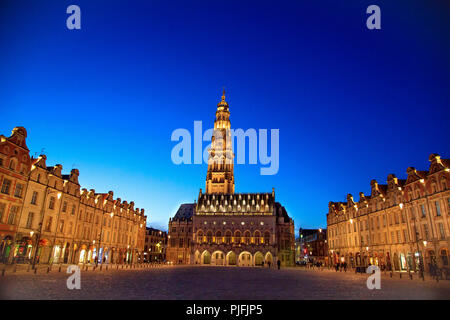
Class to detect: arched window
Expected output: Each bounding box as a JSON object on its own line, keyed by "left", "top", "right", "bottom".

{"left": 264, "top": 231, "right": 270, "bottom": 245}
{"left": 206, "top": 231, "right": 213, "bottom": 244}
{"left": 254, "top": 231, "right": 261, "bottom": 244}
{"left": 215, "top": 231, "right": 222, "bottom": 244}
{"left": 234, "top": 231, "right": 241, "bottom": 243}
{"left": 244, "top": 231, "right": 251, "bottom": 245}
{"left": 225, "top": 231, "right": 231, "bottom": 244}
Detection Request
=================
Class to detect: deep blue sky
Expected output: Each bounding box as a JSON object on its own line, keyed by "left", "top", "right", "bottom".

{"left": 1, "top": 0, "right": 449, "bottom": 233}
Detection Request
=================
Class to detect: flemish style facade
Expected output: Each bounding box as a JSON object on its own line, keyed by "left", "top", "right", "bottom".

{"left": 167, "top": 91, "right": 295, "bottom": 267}
{"left": 0, "top": 127, "right": 147, "bottom": 265}
{"left": 143, "top": 227, "right": 167, "bottom": 262}
{"left": 327, "top": 154, "right": 450, "bottom": 273}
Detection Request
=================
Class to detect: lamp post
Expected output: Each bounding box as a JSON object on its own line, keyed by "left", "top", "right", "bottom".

{"left": 411, "top": 212, "right": 425, "bottom": 280}
{"left": 31, "top": 223, "right": 42, "bottom": 270}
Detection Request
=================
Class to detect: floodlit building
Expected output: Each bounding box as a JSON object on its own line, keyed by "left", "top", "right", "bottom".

{"left": 327, "top": 154, "right": 450, "bottom": 274}
{"left": 167, "top": 91, "right": 295, "bottom": 267}
{"left": 0, "top": 127, "right": 147, "bottom": 265}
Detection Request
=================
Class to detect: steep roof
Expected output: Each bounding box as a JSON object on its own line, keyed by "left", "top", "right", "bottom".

{"left": 173, "top": 203, "right": 195, "bottom": 220}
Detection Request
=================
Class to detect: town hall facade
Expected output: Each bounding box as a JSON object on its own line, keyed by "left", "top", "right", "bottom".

{"left": 167, "top": 91, "right": 295, "bottom": 267}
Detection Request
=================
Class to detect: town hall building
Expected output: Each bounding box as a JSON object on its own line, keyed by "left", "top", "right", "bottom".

{"left": 167, "top": 91, "right": 295, "bottom": 267}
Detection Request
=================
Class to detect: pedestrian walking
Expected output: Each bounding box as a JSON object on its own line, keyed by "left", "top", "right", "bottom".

{"left": 277, "top": 259, "right": 281, "bottom": 270}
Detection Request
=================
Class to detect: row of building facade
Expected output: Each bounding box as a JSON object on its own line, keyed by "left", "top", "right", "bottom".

{"left": 326, "top": 153, "right": 450, "bottom": 273}
{"left": 0, "top": 127, "right": 147, "bottom": 265}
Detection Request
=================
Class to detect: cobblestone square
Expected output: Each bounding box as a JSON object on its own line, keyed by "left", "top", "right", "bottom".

{"left": 0, "top": 265, "right": 449, "bottom": 300}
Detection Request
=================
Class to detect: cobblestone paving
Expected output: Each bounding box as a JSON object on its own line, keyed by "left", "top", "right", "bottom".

{"left": 0, "top": 265, "right": 449, "bottom": 300}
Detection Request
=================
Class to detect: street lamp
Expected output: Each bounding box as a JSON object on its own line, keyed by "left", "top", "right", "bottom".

{"left": 31, "top": 223, "right": 42, "bottom": 269}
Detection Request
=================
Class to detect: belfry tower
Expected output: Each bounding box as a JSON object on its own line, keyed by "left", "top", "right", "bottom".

{"left": 205, "top": 89, "right": 235, "bottom": 194}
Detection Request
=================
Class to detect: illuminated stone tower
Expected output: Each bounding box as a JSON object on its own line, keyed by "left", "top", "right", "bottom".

{"left": 205, "top": 89, "right": 235, "bottom": 194}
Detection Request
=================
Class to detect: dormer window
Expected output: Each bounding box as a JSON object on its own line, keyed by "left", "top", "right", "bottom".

{"left": 9, "top": 159, "right": 16, "bottom": 170}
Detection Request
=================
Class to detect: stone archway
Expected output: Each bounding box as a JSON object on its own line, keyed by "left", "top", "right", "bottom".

{"left": 238, "top": 251, "right": 252, "bottom": 267}
{"left": 211, "top": 251, "right": 225, "bottom": 266}
{"left": 265, "top": 252, "right": 273, "bottom": 266}
{"left": 194, "top": 250, "right": 201, "bottom": 264}
{"left": 226, "top": 251, "right": 236, "bottom": 266}
{"left": 393, "top": 252, "right": 400, "bottom": 271}
{"left": 254, "top": 251, "right": 264, "bottom": 266}
{"left": 201, "top": 250, "right": 211, "bottom": 265}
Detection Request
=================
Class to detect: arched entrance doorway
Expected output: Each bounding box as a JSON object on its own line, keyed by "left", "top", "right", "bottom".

{"left": 63, "top": 242, "right": 70, "bottom": 263}
{"left": 238, "top": 251, "right": 252, "bottom": 267}
{"left": 79, "top": 245, "right": 87, "bottom": 264}
{"left": 194, "top": 250, "right": 201, "bottom": 264}
{"left": 226, "top": 251, "right": 236, "bottom": 265}
{"left": 393, "top": 253, "right": 400, "bottom": 271}
{"left": 201, "top": 250, "right": 211, "bottom": 265}
{"left": 254, "top": 252, "right": 264, "bottom": 266}
{"left": 265, "top": 252, "right": 273, "bottom": 266}
{"left": 211, "top": 251, "right": 225, "bottom": 265}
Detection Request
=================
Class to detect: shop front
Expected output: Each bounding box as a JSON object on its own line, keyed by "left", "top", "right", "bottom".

{"left": 0, "top": 236, "right": 13, "bottom": 263}
{"left": 13, "top": 236, "right": 33, "bottom": 263}
{"left": 37, "top": 238, "right": 50, "bottom": 264}
{"left": 79, "top": 244, "right": 87, "bottom": 264}
{"left": 399, "top": 253, "right": 407, "bottom": 271}
{"left": 52, "top": 244, "right": 62, "bottom": 264}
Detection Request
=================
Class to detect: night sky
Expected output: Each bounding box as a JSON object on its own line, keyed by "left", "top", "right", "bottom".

{"left": 1, "top": 0, "right": 449, "bottom": 233}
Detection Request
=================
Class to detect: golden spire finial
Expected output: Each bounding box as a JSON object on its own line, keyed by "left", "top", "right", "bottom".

{"left": 221, "top": 87, "right": 226, "bottom": 102}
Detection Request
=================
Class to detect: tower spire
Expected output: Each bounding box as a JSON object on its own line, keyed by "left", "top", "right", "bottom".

{"left": 206, "top": 89, "right": 234, "bottom": 194}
